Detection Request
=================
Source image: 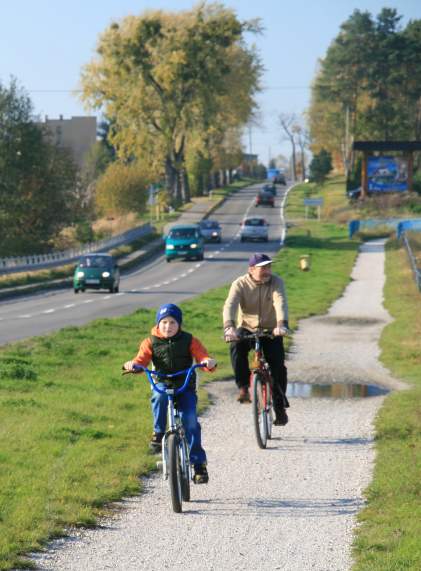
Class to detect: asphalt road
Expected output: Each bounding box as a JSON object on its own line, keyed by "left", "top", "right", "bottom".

{"left": 0, "top": 183, "right": 290, "bottom": 346}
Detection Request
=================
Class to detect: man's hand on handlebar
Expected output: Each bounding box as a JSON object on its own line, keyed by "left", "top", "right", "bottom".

{"left": 272, "top": 326, "right": 290, "bottom": 337}
{"left": 224, "top": 326, "right": 240, "bottom": 342}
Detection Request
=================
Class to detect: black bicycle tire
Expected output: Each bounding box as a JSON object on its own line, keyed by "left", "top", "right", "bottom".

{"left": 180, "top": 436, "right": 191, "bottom": 501}
{"left": 266, "top": 376, "right": 274, "bottom": 439}
{"left": 168, "top": 433, "right": 183, "bottom": 513}
{"left": 252, "top": 372, "right": 267, "bottom": 449}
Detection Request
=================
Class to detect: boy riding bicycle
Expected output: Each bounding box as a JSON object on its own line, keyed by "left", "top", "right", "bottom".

{"left": 122, "top": 303, "right": 216, "bottom": 484}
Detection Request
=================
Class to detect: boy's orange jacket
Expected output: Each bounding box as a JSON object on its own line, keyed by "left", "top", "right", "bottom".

{"left": 132, "top": 326, "right": 215, "bottom": 372}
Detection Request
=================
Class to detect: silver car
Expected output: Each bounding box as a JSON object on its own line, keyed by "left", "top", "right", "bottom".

{"left": 199, "top": 219, "right": 222, "bottom": 243}
{"left": 240, "top": 217, "right": 269, "bottom": 242}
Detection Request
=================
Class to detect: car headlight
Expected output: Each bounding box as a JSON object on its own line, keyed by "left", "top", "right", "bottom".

{"left": 77, "top": 271, "right": 84, "bottom": 278}
{"left": 212, "top": 232, "right": 218, "bottom": 237}
{"left": 102, "top": 271, "right": 110, "bottom": 278}
{"left": 166, "top": 244, "right": 175, "bottom": 250}
{"left": 190, "top": 243, "right": 198, "bottom": 249}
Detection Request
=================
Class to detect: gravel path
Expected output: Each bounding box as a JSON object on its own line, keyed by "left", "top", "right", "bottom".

{"left": 33, "top": 240, "right": 404, "bottom": 571}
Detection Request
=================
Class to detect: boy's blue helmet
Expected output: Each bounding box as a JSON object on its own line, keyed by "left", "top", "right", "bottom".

{"left": 156, "top": 303, "right": 182, "bottom": 326}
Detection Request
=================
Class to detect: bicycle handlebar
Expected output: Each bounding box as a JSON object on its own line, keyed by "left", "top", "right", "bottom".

{"left": 129, "top": 363, "right": 205, "bottom": 395}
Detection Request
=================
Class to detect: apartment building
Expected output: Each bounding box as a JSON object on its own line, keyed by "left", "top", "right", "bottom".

{"left": 38, "top": 115, "right": 97, "bottom": 169}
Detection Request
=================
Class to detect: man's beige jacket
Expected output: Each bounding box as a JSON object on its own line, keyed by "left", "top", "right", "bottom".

{"left": 223, "top": 272, "right": 288, "bottom": 331}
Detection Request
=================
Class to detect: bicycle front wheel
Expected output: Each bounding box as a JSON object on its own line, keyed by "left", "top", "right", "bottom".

{"left": 252, "top": 373, "right": 268, "bottom": 449}
{"left": 167, "top": 433, "right": 183, "bottom": 513}
{"left": 179, "top": 435, "right": 191, "bottom": 502}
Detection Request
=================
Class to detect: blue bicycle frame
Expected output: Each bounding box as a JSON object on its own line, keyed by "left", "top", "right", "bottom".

{"left": 132, "top": 362, "right": 205, "bottom": 435}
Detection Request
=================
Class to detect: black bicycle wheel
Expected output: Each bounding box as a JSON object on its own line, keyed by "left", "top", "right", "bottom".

{"left": 266, "top": 379, "right": 274, "bottom": 440}
{"left": 180, "top": 436, "right": 190, "bottom": 502}
{"left": 168, "top": 433, "right": 183, "bottom": 513}
{"left": 252, "top": 373, "right": 267, "bottom": 449}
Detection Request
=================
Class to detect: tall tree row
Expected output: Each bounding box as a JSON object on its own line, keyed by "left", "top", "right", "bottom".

{"left": 308, "top": 8, "right": 421, "bottom": 174}
{"left": 81, "top": 3, "right": 263, "bottom": 206}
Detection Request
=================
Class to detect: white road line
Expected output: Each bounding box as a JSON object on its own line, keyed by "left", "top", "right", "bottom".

{"left": 43, "top": 309, "right": 55, "bottom": 314}
{"left": 18, "top": 314, "right": 32, "bottom": 319}
{"left": 63, "top": 304, "right": 75, "bottom": 309}
{"left": 83, "top": 299, "right": 93, "bottom": 304}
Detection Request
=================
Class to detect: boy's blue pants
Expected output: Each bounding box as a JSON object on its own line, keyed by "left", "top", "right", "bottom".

{"left": 151, "top": 384, "right": 207, "bottom": 466}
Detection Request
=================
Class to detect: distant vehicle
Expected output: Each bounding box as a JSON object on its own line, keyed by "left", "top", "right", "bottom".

{"left": 199, "top": 219, "right": 222, "bottom": 243}
{"left": 262, "top": 183, "right": 277, "bottom": 196}
{"left": 255, "top": 190, "right": 275, "bottom": 207}
{"left": 73, "top": 254, "right": 120, "bottom": 294}
{"left": 165, "top": 224, "right": 205, "bottom": 262}
{"left": 274, "top": 173, "right": 286, "bottom": 185}
{"left": 240, "top": 217, "right": 269, "bottom": 242}
{"left": 347, "top": 187, "right": 362, "bottom": 201}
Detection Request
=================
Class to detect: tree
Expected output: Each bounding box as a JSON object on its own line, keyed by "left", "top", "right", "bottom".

{"left": 309, "top": 149, "right": 333, "bottom": 183}
{"left": 308, "top": 9, "right": 421, "bottom": 172}
{"left": 81, "top": 4, "right": 262, "bottom": 207}
{"left": 0, "top": 79, "right": 79, "bottom": 255}
{"left": 95, "top": 160, "right": 151, "bottom": 217}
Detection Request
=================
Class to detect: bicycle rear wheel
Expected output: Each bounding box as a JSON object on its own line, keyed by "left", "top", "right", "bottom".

{"left": 167, "top": 433, "right": 183, "bottom": 513}
{"left": 252, "top": 373, "right": 268, "bottom": 449}
{"left": 179, "top": 435, "right": 190, "bottom": 501}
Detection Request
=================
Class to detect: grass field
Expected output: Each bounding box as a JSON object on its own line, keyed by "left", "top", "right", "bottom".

{"left": 1, "top": 178, "right": 420, "bottom": 570}
{"left": 0, "top": 182, "right": 358, "bottom": 569}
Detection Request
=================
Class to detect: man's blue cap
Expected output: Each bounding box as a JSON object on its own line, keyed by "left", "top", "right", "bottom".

{"left": 249, "top": 253, "right": 272, "bottom": 267}
{"left": 156, "top": 303, "right": 183, "bottom": 325}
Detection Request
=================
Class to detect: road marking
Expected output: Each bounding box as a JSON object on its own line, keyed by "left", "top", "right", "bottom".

{"left": 43, "top": 309, "right": 55, "bottom": 314}
{"left": 63, "top": 304, "right": 75, "bottom": 309}
{"left": 19, "top": 314, "right": 32, "bottom": 318}
{"left": 83, "top": 299, "right": 93, "bottom": 304}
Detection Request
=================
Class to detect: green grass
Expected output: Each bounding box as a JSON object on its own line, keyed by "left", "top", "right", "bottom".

{"left": 352, "top": 240, "right": 421, "bottom": 571}
{"left": 0, "top": 182, "right": 359, "bottom": 569}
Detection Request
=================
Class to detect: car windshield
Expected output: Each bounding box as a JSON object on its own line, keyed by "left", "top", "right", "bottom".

{"left": 244, "top": 219, "right": 265, "bottom": 226}
{"left": 200, "top": 221, "right": 219, "bottom": 229}
{"left": 169, "top": 228, "right": 197, "bottom": 239}
{"left": 79, "top": 256, "right": 112, "bottom": 268}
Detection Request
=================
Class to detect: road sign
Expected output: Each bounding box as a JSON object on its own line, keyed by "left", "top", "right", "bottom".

{"left": 304, "top": 198, "right": 323, "bottom": 206}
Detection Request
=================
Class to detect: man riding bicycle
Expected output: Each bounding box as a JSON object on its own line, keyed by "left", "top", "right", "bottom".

{"left": 223, "top": 253, "right": 289, "bottom": 425}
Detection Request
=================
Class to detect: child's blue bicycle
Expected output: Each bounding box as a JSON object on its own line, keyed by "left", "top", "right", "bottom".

{"left": 130, "top": 363, "right": 205, "bottom": 513}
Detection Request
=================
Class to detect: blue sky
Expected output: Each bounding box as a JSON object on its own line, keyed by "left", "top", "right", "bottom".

{"left": 1, "top": 0, "right": 420, "bottom": 164}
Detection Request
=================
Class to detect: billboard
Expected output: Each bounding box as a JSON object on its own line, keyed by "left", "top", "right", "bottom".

{"left": 367, "top": 156, "right": 408, "bottom": 192}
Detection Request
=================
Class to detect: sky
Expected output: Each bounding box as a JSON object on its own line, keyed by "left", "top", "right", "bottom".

{"left": 1, "top": 0, "right": 420, "bottom": 165}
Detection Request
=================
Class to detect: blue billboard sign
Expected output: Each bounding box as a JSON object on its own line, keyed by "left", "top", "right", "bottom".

{"left": 367, "top": 156, "right": 408, "bottom": 192}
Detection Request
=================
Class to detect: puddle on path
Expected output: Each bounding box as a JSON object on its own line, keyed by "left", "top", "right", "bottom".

{"left": 286, "top": 382, "right": 389, "bottom": 399}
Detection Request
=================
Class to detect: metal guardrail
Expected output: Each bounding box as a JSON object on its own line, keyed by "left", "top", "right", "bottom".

{"left": 0, "top": 223, "right": 153, "bottom": 276}
{"left": 402, "top": 232, "right": 421, "bottom": 292}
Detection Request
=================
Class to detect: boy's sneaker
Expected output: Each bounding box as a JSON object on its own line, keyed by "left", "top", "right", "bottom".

{"left": 193, "top": 464, "right": 209, "bottom": 484}
{"left": 274, "top": 407, "right": 288, "bottom": 426}
{"left": 149, "top": 432, "right": 164, "bottom": 451}
{"left": 237, "top": 386, "right": 251, "bottom": 403}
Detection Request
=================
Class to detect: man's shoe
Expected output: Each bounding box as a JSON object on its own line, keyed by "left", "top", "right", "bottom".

{"left": 193, "top": 464, "right": 209, "bottom": 484}
{"left": 274, "top": 408, "right": 288, "bottom": 426}
{"left": 149, "top": 432, "right": 164, "bottom": 451}
{"left": 237, "top": 386, "right": 251, "bottom": 403}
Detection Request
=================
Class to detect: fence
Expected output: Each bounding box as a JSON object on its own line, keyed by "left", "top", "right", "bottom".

{"left": 402, "top": 232, "right": 421, "bottom": 292}
{"left": 0, "top": 223, "right": 153, "bottom": 276}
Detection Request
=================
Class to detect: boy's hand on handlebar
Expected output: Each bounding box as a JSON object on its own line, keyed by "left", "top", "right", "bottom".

{"left": 122, "top": 360, "right": 135, "bottom": 371}
{"left": 224, "top": 326, "right": 239, "bottom": 342}
{"left": 201, "top": 358, "right": 217, "bottom": 370}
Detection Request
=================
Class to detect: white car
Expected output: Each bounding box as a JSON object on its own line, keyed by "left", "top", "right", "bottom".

{"left": 240, "top": 217, "right": 269, "bottom": 242}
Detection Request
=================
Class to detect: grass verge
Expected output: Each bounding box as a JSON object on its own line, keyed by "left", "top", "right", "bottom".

{"left": 0, "top": 182, "right": 358, "bottom": 569}
{"left": 352, "top": 239, "right": 421, "bottom": 571}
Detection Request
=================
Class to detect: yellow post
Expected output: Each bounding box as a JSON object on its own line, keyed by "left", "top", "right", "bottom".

{"left": 300, "top": 255, "right": 311, "bottom": 271}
